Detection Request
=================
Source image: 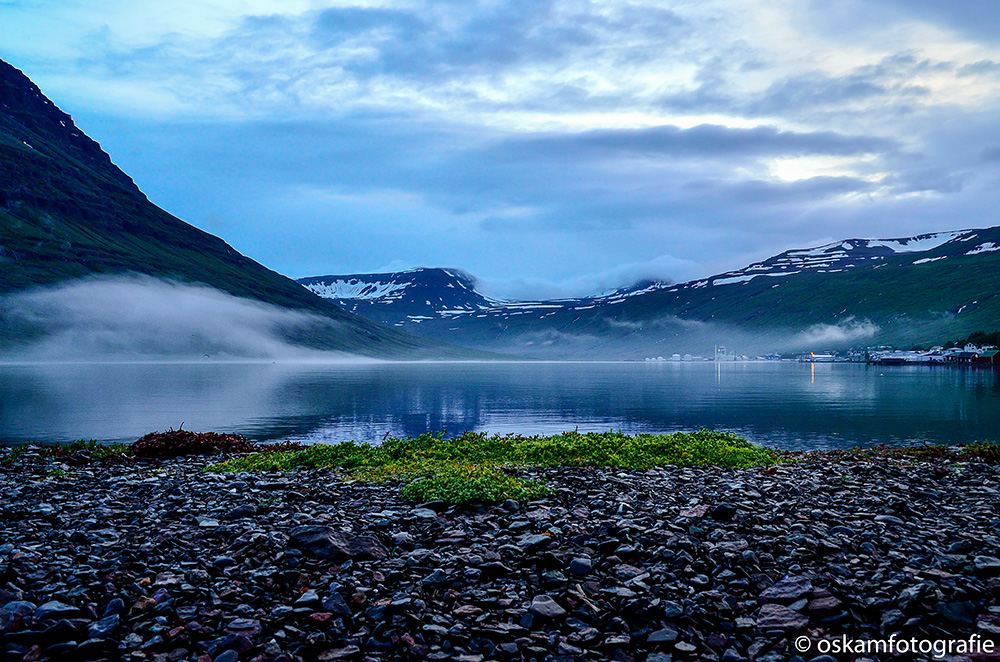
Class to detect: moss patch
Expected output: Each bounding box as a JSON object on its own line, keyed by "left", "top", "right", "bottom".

{"left": 207, "top": 429, "right": 781, "bottom": 503}
{"left": 400, "top": 464, "right": 550, "bottom": 503}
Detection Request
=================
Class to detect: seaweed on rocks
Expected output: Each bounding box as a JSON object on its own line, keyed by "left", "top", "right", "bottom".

{"left": 130, "top": 428, "right": 255, "bottom": 458}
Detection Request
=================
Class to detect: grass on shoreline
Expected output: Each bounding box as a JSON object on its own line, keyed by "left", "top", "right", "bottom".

{"left": 9, "top": 431, "right": 1000, "bottom": 504}
{"left": 205, "top": 429, "right": 781, "bottom": 502}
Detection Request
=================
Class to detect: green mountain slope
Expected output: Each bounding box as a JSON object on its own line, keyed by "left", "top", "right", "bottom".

{"left": 607, "top": 228, "right": 1000, "bottom": 346}
{"left": 306, "top": 229, "right": 1000, "bottom": 358}
{"left": 0, "top": 59, "right": 469, "bottom": 358}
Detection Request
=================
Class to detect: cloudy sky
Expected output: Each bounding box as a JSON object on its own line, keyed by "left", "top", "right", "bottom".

{"left": 4, "top": 1, "right": 1000, "bottom": 298}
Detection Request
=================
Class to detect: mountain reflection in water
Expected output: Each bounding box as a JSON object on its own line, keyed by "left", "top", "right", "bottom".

{"left": 0, "top": 361, "right": 997, "bottom": 449}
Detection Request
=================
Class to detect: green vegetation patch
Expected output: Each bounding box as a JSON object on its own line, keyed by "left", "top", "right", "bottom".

{"left": 206, "top": 429, "right": 781, "bottom": 503}
{"left": 400, "top": 464, "right": 550, "bottom": 503}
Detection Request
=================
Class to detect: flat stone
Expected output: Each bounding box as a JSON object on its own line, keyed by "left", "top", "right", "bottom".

{"left": 807, "top": 596, "right": 841, "bottom": 612}
{"left": 102, "top": 599, "right": 125, "bottom": 617}
{"left": 322, "top": 593, "right": 353, "bottom": 619}
{"left": 937, "top": 601, "right": 977, "bottom": 626}
{"left": 647, "top": 627, "right": 679, "bottom": 643}
{"left": 212, "top": 556, "right": 237, "bottom": 569}
{"left": 828, "top": 525, "right": 856, "bottom": 537}
{"left": 662, "top": 600, "right": 684, "bottom": 618}
{"left": 227, "top": 618, "right": 260, "bottom": 632}
{"left": 974, "top": 556, "right": 1000, "bottom": 575}
{"left": 529, "top": 595, "right": 567, "bottom": 619}
{"left": 223, "top": 504, "right": 257, "bottom": 520}
{"left": 757, "top": 603, "right": 809, "bottom": 631}
{"left": 289, "top": 526, "right": 388, "bottom": 560}
{"left": 294, "top": 590, "right": 321, "bottom": 607}
{"left": 453, "top": 605, "right": 483, "bottom": 617}
{"left": 881, "top": 609, "right": 904, "bottom": 626}
{"left": 33, "top": 601, "right": 78, "bottom": 622}
{"left": 422, "top": 569, "right": 449, "bottom": 585}
{"left": 679, "top": 504, "right": 710, "bottom": 518}
{"left": 87, "top": 614, "right": 119, "bottom": 639}
{"left": 874, "top": 514, "right": 905, "bottom": 526}
{"left": 318, "top": 646, "right": 361, "bottom": 660}
{"left": 153, "top": 572, "right": 182, "bottom": 587}
{"left": 0, "top": 601, "right": 35, "bottom": 632}
{"left": 518, "top": 534, "right": 552, "bottom": 551}
{"left": 760, "top": 575, "right": 813, "bottom": 602}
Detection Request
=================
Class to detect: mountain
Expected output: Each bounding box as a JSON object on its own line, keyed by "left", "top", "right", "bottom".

{"left": 301, "top": 229, "right": 1000, "bottom": 358}
{"left": 299, "top": 269, "right": 495, "bottom": 323}
{"left": 299, "top": 268, "right": 669, "bottom": 330}
{"left": 0, "top": 59, "right": 466, "bottom": 358}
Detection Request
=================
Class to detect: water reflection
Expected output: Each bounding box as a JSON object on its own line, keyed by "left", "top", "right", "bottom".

{"left": 0, "top": 361, "right": 997, "bottom": 449}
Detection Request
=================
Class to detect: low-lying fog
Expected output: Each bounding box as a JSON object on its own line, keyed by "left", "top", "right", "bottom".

{"left": 0, "top": 275, "right": 882, "bottom": 362}
{"left": 0, "top": 275, "right": 365, "bottom": 362}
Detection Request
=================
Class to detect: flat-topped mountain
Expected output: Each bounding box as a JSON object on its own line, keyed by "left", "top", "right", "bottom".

{"left": 300, "top": 268, "right": 496, "bottom": 324}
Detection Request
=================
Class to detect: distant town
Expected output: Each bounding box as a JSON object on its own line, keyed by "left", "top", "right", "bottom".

{"left": 642, "top": 332, "right": 1000, "bottom": 366}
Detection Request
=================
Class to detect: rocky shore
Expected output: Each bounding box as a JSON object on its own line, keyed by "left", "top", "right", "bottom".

{"left": 2, "top": 452, "right": 1000, "bottom": 662}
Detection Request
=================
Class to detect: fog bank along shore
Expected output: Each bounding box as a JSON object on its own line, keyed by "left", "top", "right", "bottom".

{"left": 1, "top": 451, "right": 999, "bottom": 661}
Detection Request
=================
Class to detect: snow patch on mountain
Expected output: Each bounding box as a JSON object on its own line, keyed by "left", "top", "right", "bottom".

{"left": 305, "top": 279, "right": 410, "bottom": 300}
{"left": 714, "top": 275, "right": 757, "bottom": 286}
{"left": 704, "top": 230, "right": 970, "bottom": 289}
{"left": 867, "top": 232, "right": 962, "bottom": 252}
{"left": 965, "top": 242, "right": 1000, "bottom": 255}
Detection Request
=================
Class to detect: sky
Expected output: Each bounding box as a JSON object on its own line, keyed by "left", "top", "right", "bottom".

{"left": 4, "top": 1, "right": 1000, "bottom": 299}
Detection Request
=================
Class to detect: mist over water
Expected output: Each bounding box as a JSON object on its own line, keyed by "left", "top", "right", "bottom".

{"left": 0, "top": 278, "right": 989, "bottom": 450}
{"left": 0, "top": 276, "right": 360, "bottom": 361}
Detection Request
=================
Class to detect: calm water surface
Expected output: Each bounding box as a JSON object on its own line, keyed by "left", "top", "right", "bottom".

{"left": 1, "top": 360, "right": 998, "bottom": 449}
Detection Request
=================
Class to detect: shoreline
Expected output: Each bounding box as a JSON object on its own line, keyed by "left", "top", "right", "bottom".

{"left": 2, "top": 452, "right": 999, "bottom": 661}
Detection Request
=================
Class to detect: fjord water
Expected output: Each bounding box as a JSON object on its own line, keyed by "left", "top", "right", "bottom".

{"left": 0, "top": 361, "right": 997, "bottom": 449}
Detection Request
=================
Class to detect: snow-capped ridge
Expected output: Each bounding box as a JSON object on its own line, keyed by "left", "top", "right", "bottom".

{"left": 297, "top": 226, "right": 995, "bottom": 331}
{"left": 696, "top": 229, "right": 972, "bottom": 290}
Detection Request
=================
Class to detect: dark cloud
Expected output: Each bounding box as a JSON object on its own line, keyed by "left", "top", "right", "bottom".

{"left": 749, "top": 74, "right": 887, "bottom": 115}
{"left": 886, "top": 168, "right": 975, "bottom": 194}
{"left": 656, "top": 83, "right": 733, "bottom": 114}
{"left": 799, "top": 0, "right": 1000, "bottom": 44}
{"left": 702, "top": 176, "right": 876, "bottom": 205}
{"left": 745, "top": 53, "right": 948, "bottom": 120}
{"left": 981, "top": 146, "right": 1000, "bottom": 162}
{"left": 307, "top": 1, "right": 685, "bottom": 80}
{"left": 959, "top": 60, "right": 1000, "bottom": 77}
{"left": 869, "top": 1, "right": 1000, "bottom": 43}
{"left": 489, "top": 124, "right": 895, "bottom": 162}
